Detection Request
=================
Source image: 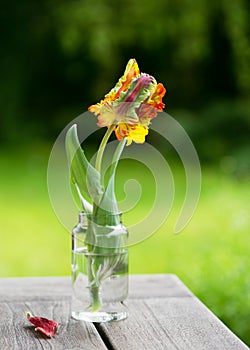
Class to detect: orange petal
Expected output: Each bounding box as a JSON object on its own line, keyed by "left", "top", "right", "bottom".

{"left": 88, "top": 102, "right": 103, "bottom": 116}
{"left": 104, "top": 59, "right": 140, "bottom": 103}
{"left": 149, "top": 83, "right": 166, "bottom": 110}
{"left": 88, "top": 59, "right": 141, "bottom": 122}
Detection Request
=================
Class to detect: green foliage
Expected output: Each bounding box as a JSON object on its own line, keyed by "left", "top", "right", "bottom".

{"left": 174, "top": 98, "right": 250, "bottom": 164}
{"left": 65, "top": 124, "right": 126, "bottom": 224}
{"left": 65, "top": 124, "right": 102, "bottom": 209}
{"left": 94, "top": 139, "right": 126, "bottom": 225}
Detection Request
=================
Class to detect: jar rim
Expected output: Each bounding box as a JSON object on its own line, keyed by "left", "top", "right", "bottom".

{"left": 79, "top": 211, "right": 122, "bottom": 218}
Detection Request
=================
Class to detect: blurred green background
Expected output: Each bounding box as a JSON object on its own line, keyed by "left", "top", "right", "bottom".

{"left": 0, "top": 0, "right": 249, "bottom": 345}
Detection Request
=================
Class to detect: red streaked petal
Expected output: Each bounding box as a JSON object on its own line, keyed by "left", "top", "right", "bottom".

{"left": 138, "top": 103, "right": 159, "bottom": 125}
{"left": 117, "top": 73, "right": 156, "bottom": 104}
{"left": 26, "top": 312, "right": 58, "bottom": 338}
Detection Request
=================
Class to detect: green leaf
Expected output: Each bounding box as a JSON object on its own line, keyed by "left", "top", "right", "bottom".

{"left": 94, "top": 138, "right": 126, "bottom": 226}
{"left": 94, "top": 173, "right": 119, "bottom": 225}
{"left": 65, "top": 124, "right": 103, "bottom": 207}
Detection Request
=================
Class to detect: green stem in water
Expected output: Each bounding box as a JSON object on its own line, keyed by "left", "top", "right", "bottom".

{"left": 87, "top": 255, "right": 102, "bottom": 311}
{"left": 89, "top": 285, "right": 102, "bottom": 311}
{"left": 88, "top": 138, "right": 127, "bottom": 312}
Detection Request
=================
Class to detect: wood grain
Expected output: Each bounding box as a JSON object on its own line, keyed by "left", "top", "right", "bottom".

{"left": 97, "top": 297, "right": 249, "bottom": 350}
{"left": 0, "top": 274, "right": 190, "bottom": 301}
{"left": 128, "top": 274, "right": 193, "bottom": 299}
{"left": 0, "top": 275, "right": 248, "bottom": 350}
{"left": 0, "top": 278, "right": 106, "bottom": 350}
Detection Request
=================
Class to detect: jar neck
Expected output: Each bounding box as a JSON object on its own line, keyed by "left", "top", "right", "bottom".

{"left": 78, "top": 211, "right": 89, "bottom": 224}
{"left": 78, "top": 211, "right": 122, "bottom": 226}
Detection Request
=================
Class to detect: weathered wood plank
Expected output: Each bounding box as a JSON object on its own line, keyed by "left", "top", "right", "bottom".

{"left": 0, "top": 274, "right": 191, "bottom": 301}
{"left": 0, "top": 278, "right": 107, "bottom": 350}
{"left": 98, "top": 298, "right": 249, "bottom": 350}
{"left": 0, "top": 275, "right": 249, "bottom": 350}
{"left": 97, "top": 275, "right": 249, "bottom": 350}
{"left": 128, "top": 274, "right": 193, "bottom": 299}
{"left": 0, "top": 277, "right": 71, "bottom": 301}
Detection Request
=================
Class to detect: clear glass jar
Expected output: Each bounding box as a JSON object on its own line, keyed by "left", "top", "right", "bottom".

{"left": 71, "top": 212, "right": 128, "bottom": 322}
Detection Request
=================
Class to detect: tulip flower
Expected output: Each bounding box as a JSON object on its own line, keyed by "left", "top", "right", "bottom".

{"left": 89, "top": 59, "right": 166, "bottom": 145}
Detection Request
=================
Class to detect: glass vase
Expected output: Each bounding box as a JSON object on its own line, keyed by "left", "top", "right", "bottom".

{"left": 71, "top": 212, "right": 129, "bottom": 322}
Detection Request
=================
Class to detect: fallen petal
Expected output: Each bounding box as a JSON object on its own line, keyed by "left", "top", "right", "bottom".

{"left": 26, "top": 312, "right": 58, "bottom": 338}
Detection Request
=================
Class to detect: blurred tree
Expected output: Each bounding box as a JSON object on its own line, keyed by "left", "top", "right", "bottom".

{"left": 0, "top": 0, "right": 249, "bottom": 160}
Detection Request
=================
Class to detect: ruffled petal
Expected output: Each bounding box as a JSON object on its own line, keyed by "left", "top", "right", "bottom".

{"left": 138, "top": 103, "right": 159, "bottom": 126}
{"left": 137, "top": 83, "right": 166, "bottom": 125}
{"left": 88, "top": 59, "right": 142, "bottom": 126}
{"left": 115, "top": 123, "right": 148, "bottom": 145}
{"left": 105, "top": 58, "right": 140, "bottom": 102}
{"left": 113, "top": 74, "right": 156, "bottom": 125}
{"left": 117, "top": 73, "right": 156, "bottom": 104}
{"left": 128, "top": 124, "right": 148, "bottom": 144}
{"left": 91, "top": 75, "right": 157, "bottom": 128}
{"left": 96, "top": 101, "right": 117, "bottom": 127}
{"left": 88, "top": 59, "right": 140, "bottom": 117}
{"left": 148, "top": 83, "right": 166, "bottom": 110}
{"left": 88, "top": 102, "right": 103, "bottom": 116}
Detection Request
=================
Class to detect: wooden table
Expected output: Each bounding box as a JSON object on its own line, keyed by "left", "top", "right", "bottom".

{"left": 0, "top": 274, "right": 248, "bottom": 350}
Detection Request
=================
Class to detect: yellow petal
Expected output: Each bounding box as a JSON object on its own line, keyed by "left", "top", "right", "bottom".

{"left": 115, "top": 123, "right": 148, "bottom": 145}
{"left": 128, "top": 125, "right": 148, "bottom": 144}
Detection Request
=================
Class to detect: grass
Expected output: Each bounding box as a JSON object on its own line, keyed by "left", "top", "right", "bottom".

{"left": 0, "top": 143, "right": 249, "bottom": 346}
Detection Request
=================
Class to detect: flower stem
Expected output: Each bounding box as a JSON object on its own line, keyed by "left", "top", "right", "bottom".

{"left": 109, "top": 138, "right": 126, "bottom": 178}
{"left": 89, "top": 131, "right": 126, "bottom": 312}
{"left": 93, "top": 124, "right": 116, "bottom": 217}
{"left": 95, "top": 125, "right": 116, "bottom": 175}
{"left": 89, "top": 284, "right": 102, "bottom": 311}
{"left": 87, "top": 255, "right": 102, "bottom": 311}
